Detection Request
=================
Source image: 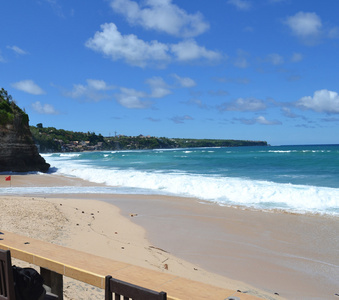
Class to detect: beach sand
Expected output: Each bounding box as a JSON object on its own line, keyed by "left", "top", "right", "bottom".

{"left": 1, "top": 174, "right": 338, "bottom": 299}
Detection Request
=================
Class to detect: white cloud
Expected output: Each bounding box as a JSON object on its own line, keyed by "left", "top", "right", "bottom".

{"left": 227, "top": 0, "right": 251, "bottom": 11}
{"left": 85, "top": 23, "right": 222, "bottom": 67}
{"left": 110, "top": 0, "right": 209, "bottom": 38}
{"left": 115, "top": 87, "right": 151, "bottom": 109}
{"left": 285, "top": 12, "right": 339, "bottom": 44}
{"left": 86, "top": 79, "right": 113, "bottom": 90}
{"left": 66, "top": 79, "right": 115, "bottom": 101}
{"left": 296, "top": 89, "right": 339, "bottom": 114}
{"left": 284, "top": 12, "right": 322, "bottom": 44}
{"left": 11, "top": 80, "right": 45, "bottom": 95}
{"left": 281, "top": 107, "right": 299, "bottom": 118}
{"left": 219, "top": 97, "right": 266, "bottom": 112}
{"left": 7, "top": 45, "right": 28, "bottom": 55}
{"left": 171, "top": 39, "right": 222, "bottom": 62}
{"left": 172, "top": 74, "right": 196, "bottom": 88}
{"left": 145, "top": 77, "right": 172, "bottom": 98}
{"left": 113, "top": 77, "right": 173, "bottom": 109}
{"left": 256, "top": 116, "right": 282, "bottom": 125}
{"left": 85, "top": 23, "right": 170, "bottom": 68}
{"left": 31, "top": 101, "right": 58, "bottom": 115}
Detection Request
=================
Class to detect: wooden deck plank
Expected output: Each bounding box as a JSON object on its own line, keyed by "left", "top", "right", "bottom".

{"left": 0, "top": 230, "right": 264, "bottom": 300}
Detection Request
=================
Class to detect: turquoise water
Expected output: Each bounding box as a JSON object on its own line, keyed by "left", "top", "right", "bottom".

{"left": 2, "top": 145, "right": 339, "bottom": 215}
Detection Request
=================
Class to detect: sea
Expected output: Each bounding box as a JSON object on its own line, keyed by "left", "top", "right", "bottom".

{"left": 2, "top": 144, "right": 339, "bottom": 216}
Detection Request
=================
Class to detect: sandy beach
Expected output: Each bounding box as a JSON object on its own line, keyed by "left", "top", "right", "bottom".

{"left": 1, "top": 174, "right": 338, "bottom": 299}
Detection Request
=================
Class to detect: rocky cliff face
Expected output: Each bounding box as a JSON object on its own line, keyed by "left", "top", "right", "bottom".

{"left": 0, "top": 90, "right": 50, "bottom": 173}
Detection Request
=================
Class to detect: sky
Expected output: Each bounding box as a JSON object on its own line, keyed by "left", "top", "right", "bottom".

{"left": 1, "top": 0, "right": 339, "bottom": 145}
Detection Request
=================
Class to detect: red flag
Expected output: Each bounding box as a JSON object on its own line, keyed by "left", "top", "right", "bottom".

{"left": 5, "top": 176, "right": 11, "bottom": 181}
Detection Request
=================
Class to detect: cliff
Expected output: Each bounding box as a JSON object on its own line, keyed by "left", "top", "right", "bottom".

{"left": 0, "top": 89, "right": 50, "bottom": 172}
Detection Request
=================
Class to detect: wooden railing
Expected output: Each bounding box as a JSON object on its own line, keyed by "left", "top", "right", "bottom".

{"left": 0, "top": 230, "right": 260, "bottom": 300}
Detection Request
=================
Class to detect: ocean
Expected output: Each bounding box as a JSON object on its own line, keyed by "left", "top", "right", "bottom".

{"left": 2, "top": 144, "right": 339, "bottom": 216}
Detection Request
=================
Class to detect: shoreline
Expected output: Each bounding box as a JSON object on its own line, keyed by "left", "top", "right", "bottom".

{"left": 1, "top": 174, "right": 338, "bottom": 299}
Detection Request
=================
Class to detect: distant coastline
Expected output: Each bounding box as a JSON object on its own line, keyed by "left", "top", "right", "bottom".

{"left": 30, "top": 125, "right": 268, "bottom": 153}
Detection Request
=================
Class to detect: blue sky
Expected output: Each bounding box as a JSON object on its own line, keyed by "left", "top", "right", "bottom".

{"left": 1, "top": 0, "right": 339, "bottom": 145}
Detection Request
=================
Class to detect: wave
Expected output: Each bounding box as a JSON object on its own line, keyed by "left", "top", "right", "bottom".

{"left": 35, "top": 157, "right": 339, "bottom": 215}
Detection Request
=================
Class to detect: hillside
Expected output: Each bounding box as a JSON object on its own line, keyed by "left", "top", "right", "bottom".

{"left": 30, "top": 125, "right": 267, "bottom": 152}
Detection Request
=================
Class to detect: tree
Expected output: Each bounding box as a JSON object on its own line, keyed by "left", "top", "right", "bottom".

{"left": 0, "top": 88, "right": 13, "bottom": 103}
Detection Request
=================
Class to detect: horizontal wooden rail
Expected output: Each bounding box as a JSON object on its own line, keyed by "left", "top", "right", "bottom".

{"left": 0, "top": 230, "right": 260, "bottom": 300}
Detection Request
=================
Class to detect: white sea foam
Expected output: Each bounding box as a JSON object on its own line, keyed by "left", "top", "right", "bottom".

{"left": 59, "top": 153, "right": 81, "bottom": 157}
{"left": 268, "top": 150, "right": 294, "bottom": 153}
{"left": 14, "top": 154, "right": 334, "bottom": 215}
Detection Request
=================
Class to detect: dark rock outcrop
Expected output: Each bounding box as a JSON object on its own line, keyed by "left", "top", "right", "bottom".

{"left": 0, "top": 89, "right": 50, "bottom": 173}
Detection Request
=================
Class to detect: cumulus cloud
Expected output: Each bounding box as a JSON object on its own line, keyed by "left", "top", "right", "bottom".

{"left": 109, "top": 0, "right": 209, "bottom": 38}
{"left": 170, "top": 39, "right": 222, "bottom": 62}
{"left": 256, "top": 116, "right": 282, "bottom": 125}
{"left": 284, "top": 12, "right": 322, "bottom": 45}
{"left": 281, "top": 107, "right": 300, "bottom": 118}
{"left": 284, "top": 11, "right": 339, "bottom": 44}
{"left": 11, "top": 80, "right": 45, "bottom": 95}
{"left": 171, "top": 115, "right": 194, "bottom": 124}
{"left": 7, "top": 45, "right": 28, "bottom": 55}
{"left": 86, "top": 79, "right": 112, "bottom": 90}
{"left": 145, "top": 77, "right": 172, "bottom": 98}
{"left": 296, "top": 89, "right": 339, "bottom": 114}
{"left": 114, "top": 77, "right": 171, "bottom": 108}
{"left": 85, "top": 23, "right": 170, "bottom": 68}
{"left": 285, "top": 12, "right": 322, "bottom": 37}
{"left": 31, "top": 101, "right": 58, "bottom": 115}
{"left": 218, "top": 97, "right": 266, "bottom": 112}
{"left": 172, "top": 74, "right": 196, "bottom": 88}
{"left": 85, "top": 23, "right": 221, "bottom": 67}
{"left": 66, "top": 79, "right": 115, "bottom": 101}
{"left": 227, "top": 0, "right": 251, "bottom": 11}
{"left": 115, "top": 87, "right": 151, "bottom": 109}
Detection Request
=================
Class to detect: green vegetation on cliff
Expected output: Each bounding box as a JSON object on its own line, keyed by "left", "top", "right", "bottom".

{"left": 0, "top": 88, "right": 50, "bottom": 172}
{"left": 0, "top": 88, "right": 29, "bottom": 128}
{"left": 30, "top": 124, "right": 267, "bottom": 152}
